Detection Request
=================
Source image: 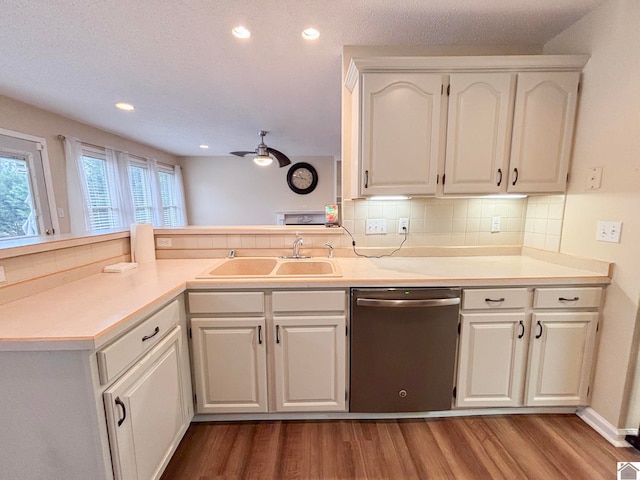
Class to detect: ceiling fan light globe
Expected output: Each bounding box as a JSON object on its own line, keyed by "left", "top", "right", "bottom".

{"left": 253, "top": 155, "right": 273, "bottom": 167}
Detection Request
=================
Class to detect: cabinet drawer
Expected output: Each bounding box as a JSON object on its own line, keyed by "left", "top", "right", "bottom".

{"left": 97, "top": 300, "right": 179, "bottom": 385}
{"left": 462, "top": 288, "right": 528, "bottom": 310}
{"left": 188, "top": 292, "right": 265, "bottom": 314}
{"left": 534, "top": 287, "right": 603, "bottom": 309}
{"left": 272, "top": 290, "right": 346, "bottom": 313}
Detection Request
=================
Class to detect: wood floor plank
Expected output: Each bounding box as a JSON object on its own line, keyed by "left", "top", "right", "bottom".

{"left": 161, "top": 414, "right": 640, "bottom": 480}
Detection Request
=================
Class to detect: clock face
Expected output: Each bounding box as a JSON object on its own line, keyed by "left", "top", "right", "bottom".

{"left": 287, "top": 162, "right": 318, "bottom": 194}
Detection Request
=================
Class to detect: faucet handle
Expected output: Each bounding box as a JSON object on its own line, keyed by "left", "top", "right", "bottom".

{"left": 324, "top": 242, "right": 334, "bottom": 259}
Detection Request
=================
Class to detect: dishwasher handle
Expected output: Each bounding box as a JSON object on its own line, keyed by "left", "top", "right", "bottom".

{"left": 356, "top": 297, "right": 460, "bottom": 308}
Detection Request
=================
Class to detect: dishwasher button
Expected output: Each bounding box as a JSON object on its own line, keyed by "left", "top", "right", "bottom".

{"left": 399, "top": 389, "right": 407, "bottom": 398}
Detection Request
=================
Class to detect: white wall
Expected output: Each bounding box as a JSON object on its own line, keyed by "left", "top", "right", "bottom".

{"left": 180, "top": 156, "right": 336, "bottom": 225}
{"left": 545, "top": 0, "right": 640, "bottom": 429}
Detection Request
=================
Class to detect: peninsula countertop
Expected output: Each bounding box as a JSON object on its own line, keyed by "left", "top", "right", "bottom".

{"left": 0, "top": 254, "right": 610, "bottom": 352}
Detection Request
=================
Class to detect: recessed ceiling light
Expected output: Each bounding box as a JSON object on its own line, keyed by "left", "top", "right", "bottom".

{"left": 115, "top": 102, "right": 135, "bottom": 111}
{"left": 232, "top": 26, "right": 251, "bottom": 39}
{"left": 302, "top": 28, "right": 320, "bottom": 40}
{"left": 199, "top": 144, "right": 209, "bottom": 149}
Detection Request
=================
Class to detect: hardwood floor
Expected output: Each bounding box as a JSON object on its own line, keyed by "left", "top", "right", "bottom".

{"left": 161, "top": 414, "right": 640, "bottom": 479}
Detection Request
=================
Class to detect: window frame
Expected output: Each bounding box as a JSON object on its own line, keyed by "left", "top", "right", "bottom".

{"left": 157, "top": 163, "right": 180, "bottom": 227}
{"left": 80, "top": 145, "right": 121, "bottom": 231}
{"left": 128, "top": 157, "right": 154, "bottom": 224}
{"left": 0, "top": 128, "right": 59, "bottom": 238}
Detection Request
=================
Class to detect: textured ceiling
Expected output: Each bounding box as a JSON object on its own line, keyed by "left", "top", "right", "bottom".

{"left": 0, "top": 0, "right": 605, "bottom": 157}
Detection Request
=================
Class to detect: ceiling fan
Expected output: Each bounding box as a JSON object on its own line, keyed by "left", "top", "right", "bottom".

{"left": 230, "top": 130, "right": 292, "bottom": 168}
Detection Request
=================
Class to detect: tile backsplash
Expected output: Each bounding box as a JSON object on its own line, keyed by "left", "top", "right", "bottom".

{"left": 523, "top": 195, "right": 566, "bottom": 252}
{"left": 341, "top": 197, "right": 527, "bottom": 248}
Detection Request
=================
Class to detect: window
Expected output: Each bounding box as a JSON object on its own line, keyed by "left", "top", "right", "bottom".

{"left": 81, "top": 150, "right": 121, "bottom": 231}
{"left": 158, "top": 166, "right": 180, "bottom": 227}
{"left": 128, "top": 161, "right": 154, "bottom": 224}
{"left": 0, "top": 130, "right": 56, "bottom": 239}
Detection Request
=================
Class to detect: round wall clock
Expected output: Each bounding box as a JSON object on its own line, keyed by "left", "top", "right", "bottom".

{"left": 287, "top": 162, "right": 318, "bottom": 195}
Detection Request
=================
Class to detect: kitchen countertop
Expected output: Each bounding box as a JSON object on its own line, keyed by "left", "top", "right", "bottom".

{"left": 0, "top": 255, "right": 610, "bottom": 352}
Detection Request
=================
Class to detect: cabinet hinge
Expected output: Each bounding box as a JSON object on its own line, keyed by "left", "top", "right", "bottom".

{"left": 596, "top": 322, "right": 599, "bottom": 333}
{"left": 436, "top": 174, "right": 439, "bottom": 185}
{"left": 578, "top": 82, "right": 582, "bottom": 94}
{"left": 193, "top": 393, "right": 197, "bottom": 404}
{"left": 587, "top": 386, "right": 590, "bottom": 397}
{"left": 452, "top": 386, "right": 457, "bottom": 399}
{"left": 442, "top": 174, "right": 446, "bottom": 185}
{"left": 447, "top": 84, "right": 451, "bottom": 96}
{"left": 441, "top": 84, "right": 444, "bottom": 95}
{"left": 346, "top": 324, "right": 348, "bottom": 336}
{"left": 457, "top": 322, "right": 461, "bottom": 335}
{"left": 189, "top": 327, "right": 192, "bottom": 339}
{"left": 566, "top": 172, "right": 569, "bottom": 184}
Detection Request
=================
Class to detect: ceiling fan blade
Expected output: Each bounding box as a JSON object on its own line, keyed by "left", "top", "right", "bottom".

{"left": 230, "top": 150, "right": 255, "bottom": 157}
{"left": 267, "top": 147, "right": 292, "bottom": 168}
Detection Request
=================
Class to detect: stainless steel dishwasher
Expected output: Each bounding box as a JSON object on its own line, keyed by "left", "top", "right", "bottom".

{"left": 350, "top": 287, "right": 461, "bottom": 413}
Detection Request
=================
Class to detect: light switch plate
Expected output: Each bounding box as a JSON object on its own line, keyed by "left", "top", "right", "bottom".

{"left": 596, "top": 221, "right": 622, "bottom": 243}
{"left": 365, "top": 219, "right": 387, "bottom": 235}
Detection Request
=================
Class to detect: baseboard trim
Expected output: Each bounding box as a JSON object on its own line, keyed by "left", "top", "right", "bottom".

{"left": 193, "top": 406, "right": 577, "bottom": 423}
{"left": 577, "top": 407, "right": 637, "bottom": 447}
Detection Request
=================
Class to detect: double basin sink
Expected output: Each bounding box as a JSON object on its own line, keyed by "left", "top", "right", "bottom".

{"left": 196, "top": 257, "right": 341, "bottom": 278}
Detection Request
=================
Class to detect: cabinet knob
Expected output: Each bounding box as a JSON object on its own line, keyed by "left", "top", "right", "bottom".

{"left": 512, "top": 168, "right": 519, "bottom": 186}
{"left": 364, "top": 170, "right": 369, "bottom": 189}
{"left": 518, "top": 320, "right": 525, "bottom": 339}
{"left": 497, "top": 168, "right": 503, "bottom": 187}
{"left": 115, "top": 397, "right": 127, "bottom": 427}
{"left": 535, "top": 321, "right": 543, "bottom": 339}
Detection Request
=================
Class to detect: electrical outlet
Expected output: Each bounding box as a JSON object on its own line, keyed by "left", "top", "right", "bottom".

{"left": 491, "top": 216, "right": 501, "bottom": 233}
{"left": 596, "top": 221, "right": 622, "bottom": 243}
{"left": 0, "top": 265, "right": 6, "bottom": 283}
{"left": 365, "top": 219, "right": 387, "bottom": 235}
{"left": 156, "top": 238, "right": 172, "bottom": 247}
{"left": 398, "top": 218, "right": 409, "bottom": 233}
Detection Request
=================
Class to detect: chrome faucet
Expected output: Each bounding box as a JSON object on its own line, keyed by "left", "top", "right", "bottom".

{"left": 292, "top": 236, "right": 304, "bottom": 258}
{"left": 325, "top": 242, "right": 334, "bottom": 259}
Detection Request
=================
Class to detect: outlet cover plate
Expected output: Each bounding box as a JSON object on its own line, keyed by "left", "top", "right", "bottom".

{"left": 398, "top": 218, "right": 409, "bottom": 233}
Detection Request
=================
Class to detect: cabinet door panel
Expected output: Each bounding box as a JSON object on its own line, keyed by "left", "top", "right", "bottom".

{"left": 509, "top": 72, "right": 579, "bottom": 193}
{"left": 444, "top": 73, "right": 515, "bottom": 194}
{"left": 456, "top": 313, "right": 526, "bottom": 407}
{"left": 361, "top": 73, "right": 445, "bottom": 195}
{"left": 104, "top": 326, "right": 189, "bottom": 480}
{"left": 274, "top": 315, "right": 346, "bottom": 412}
{"left": 526, "top": 312, "right": 597, "bottom": 406}
{"left": 191, "top": 318, "right": 268, "bottom": 413}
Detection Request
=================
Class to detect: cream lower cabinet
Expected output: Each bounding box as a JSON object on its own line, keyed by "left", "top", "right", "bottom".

{"left": 188, "top": 289, "right": 347, "bottom": 414}
{"left": 273, "top": 315, "right": 346, "bottom": 412}
{"left": 456, "top": 312, "right": 527, "bottom": 407}
{"left": 456, "top": 286, "right": 601, "bottom": 408}
{"left": 190, "top": 317, "right": 268, "bottom": 413}
{"left": 104, "top": 326, "right": 192, "bottom": 480}
{"left": 525, "top": 313, "right": 597, "bottom": 406}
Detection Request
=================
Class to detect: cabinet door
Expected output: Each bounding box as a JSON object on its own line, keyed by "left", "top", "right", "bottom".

{"left": 508, "top": 72, "right": 580, "bottom": 193}
{"left": 273, "top": 315, "right": 346, "bottom": 412}
{"left": 360, "top": 72, "right": 446, "bottom": 196}
{"left": 456, "top": 313, "right": 527, "bottom": 407}
{"left": 444, "top": 73, "right": 516, "bottom": 194}
{"left": 525, "top": 312, "right": 598, "bottom": 406}
{"left": 104, "top": 326, "right": 191, "bottom": 480}
{"left": 191, "top": 317, "right": 268, "bottom": 413}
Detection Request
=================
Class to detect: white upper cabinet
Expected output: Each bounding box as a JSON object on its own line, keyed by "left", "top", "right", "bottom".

{"left": 359, "top": 72, "right": 446, "bottom": 196}
{"left": 344, "top": 56, "right": 588, "bottom": 197}
{"left": 444, "top": 73, "right": 516, "bottom": 194}
{"left": 508, "top": 72, "right": 580, "bottom": 193}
